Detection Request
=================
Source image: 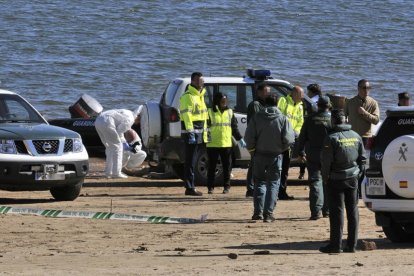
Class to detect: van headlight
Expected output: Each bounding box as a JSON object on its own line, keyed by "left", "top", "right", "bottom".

{"left": 0, "top": 140, "right": 17, "bottom": 154}
{"left": 73, "top": 138, "right": 84, "bottom": 153}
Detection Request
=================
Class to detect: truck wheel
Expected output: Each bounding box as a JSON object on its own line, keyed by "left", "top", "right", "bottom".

{"left": 50, "top": 182, "right": 83, "bottom": 201}
{"left": 382, "top": 221, "right": 414, "bottom": 242}
{"left": 194, "top": 146, "right": 223, "bottom": 186}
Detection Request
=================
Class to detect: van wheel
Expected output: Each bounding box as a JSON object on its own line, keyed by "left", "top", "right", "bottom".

{"left": 382, "top": 221, "right": 414, "bottom": 242}
{"left": 50, "top": 182, "right": 83, "bottom": 201}
{"left": 194, "top": 146, "right": 223, "bottom": 186}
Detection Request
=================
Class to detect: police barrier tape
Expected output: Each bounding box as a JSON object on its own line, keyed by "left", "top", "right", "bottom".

{"left": 0, "top": 205, "right": 208, "bottom": 224}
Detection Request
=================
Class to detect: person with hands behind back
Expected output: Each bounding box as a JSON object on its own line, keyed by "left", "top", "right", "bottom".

{"left": 319, "top": 109, "right": 365, "bottom": 254}
{"left": 206, "top": 92, "right": 245, "bottom": 194}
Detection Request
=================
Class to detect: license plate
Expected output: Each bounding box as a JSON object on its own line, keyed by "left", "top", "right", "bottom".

{"left": 35, "top": 164, "right": 65, "bottom": 181}
{"left": 366, "top": 177, "right": 385, "bottom": 195}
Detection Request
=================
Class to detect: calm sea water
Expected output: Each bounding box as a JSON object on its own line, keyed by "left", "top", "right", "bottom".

{"left": 1, "top": 0, "right": 413, "bottom": 119}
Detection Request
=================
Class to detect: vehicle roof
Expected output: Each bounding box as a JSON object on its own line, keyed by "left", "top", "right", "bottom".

{"left": 0, "top": 89, "right": 17, "bottom": 95}
{"left": 174, "top": 77, "right": 292, "bottom": 85}
{"left": 386, "top": 106, "right": 414, "bottom": 117}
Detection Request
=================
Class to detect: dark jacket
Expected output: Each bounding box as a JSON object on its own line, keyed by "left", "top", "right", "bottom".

{"left": 297, "top": 110, "right": 332, "bottom": 163}
{"left": 321, "top": 124, "right": 365, "bottom": 182}
{"left": 245, "top": 106, "right": 295, "bottom": 157}
{"left": 247, "top": 98, "right": 266, "bottom": 124}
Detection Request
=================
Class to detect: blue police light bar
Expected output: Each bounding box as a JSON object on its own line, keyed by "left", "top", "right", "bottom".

{"left": 246, "top": 69, "right": 272, "bottom": 78}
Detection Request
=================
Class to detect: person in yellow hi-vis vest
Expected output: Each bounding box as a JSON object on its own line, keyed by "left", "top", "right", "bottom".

{"left": 207, "top": 92, "right": 245, "bottom": 194}
{"left": 179, "top": 72, "right": 208, "bottom": 196}
{"left": 277, "top": 86, "right": 304, "bottom": 200}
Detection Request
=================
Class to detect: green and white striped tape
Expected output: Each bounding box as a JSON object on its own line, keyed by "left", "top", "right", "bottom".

{"left": 0, "top": 205, "right": 207, "bottom": 224}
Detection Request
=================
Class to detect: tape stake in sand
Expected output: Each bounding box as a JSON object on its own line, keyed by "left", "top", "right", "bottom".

{"left": 0, "top": 205, "right": 207, "bottom": 224}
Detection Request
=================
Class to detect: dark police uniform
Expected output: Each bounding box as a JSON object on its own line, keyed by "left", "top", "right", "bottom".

{"left": 297, "top": 109, "right": 332, "bottom": 219}
{"left": 320, "top": 116, "right": 365, "bottom": 253}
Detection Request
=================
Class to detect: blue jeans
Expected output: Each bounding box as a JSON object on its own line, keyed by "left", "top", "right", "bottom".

{"left": 253, "top": 154, "right": 282, "bottom": 216}
{"left": 307, "top": 160, "right": 326, "bottom": 216}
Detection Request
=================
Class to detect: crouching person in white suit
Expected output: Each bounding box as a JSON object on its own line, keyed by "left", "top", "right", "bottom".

{"left": 95, "top": 108, "right": 140, "bottom": 179}
{"left": 122, "top": 129, "right": 147, "bottom": 174}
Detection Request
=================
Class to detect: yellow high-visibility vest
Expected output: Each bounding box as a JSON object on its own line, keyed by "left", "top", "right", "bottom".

{"left": 207, "top": 107, "right": 233, "bottom": 148}
{"left": 278, "top": 95, "right": 304, "bottom": 134}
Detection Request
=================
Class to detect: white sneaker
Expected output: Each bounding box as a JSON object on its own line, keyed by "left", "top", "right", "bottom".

{"left": 113, "top": 172, "right": 128, "bottom": 179}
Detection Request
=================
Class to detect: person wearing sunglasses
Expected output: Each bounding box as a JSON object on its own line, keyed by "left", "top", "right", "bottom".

{"left": 344, "top": 79, "right": 380, "bottom": 147}
{"left": 344, "top": 79, "right": 379, "bottom": 198}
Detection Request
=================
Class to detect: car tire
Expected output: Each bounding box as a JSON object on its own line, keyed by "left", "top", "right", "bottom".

{"left": 194, "top": 146, "right": 223, "bottom": 186}
{"left": 382, "top": 220, "right": 414, "bottom": 243}
{"left": 50, "top": 182, "right": 83, "bottom": 201}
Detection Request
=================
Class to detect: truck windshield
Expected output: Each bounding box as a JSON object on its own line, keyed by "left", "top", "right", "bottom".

{"left": 0, "top": 94, "right": 46, "bottom": 123}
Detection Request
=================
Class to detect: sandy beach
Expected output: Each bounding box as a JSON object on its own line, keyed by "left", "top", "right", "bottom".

{"left": 0, "top": 157, "right": 413, "bottom": 275}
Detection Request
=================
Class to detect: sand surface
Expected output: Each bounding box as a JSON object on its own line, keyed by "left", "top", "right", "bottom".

{"left": 0, "top": 158, "right": 413, "bottom": 275}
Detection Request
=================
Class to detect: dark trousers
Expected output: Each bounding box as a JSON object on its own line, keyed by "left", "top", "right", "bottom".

{"left": 246, "top": 158, "right": 254, "bottom": 192}
{"left": 278, "top": 149, "right": 291, "bottom": 197}
{"left": 299, "top": 163, "right": 306, "bottom": 175}
{"left": 327, "top": 178, "right": 359, "bottom": 250}
{"left": 184, "top": 143, "right": 202, "bottom": 189}
{"left": 207, "top": 147, "right": 232, "bottom": 190}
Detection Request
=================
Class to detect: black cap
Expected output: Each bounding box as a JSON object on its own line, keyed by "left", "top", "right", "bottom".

{"left": 398, "top": 92, "right": 410, "bottom": 100}
{"left": 331, "top": 109, "right": 346, "bottom": 124}
{"left": 317, "top": 95, "right": 331, "bottom": 106}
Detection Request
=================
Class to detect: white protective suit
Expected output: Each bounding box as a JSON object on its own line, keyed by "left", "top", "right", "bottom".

{"left": 122, "top": 129, "right": 147, "bottom": 170}
{"left": 95, "top": 109, "right": 135, "bottom": 177}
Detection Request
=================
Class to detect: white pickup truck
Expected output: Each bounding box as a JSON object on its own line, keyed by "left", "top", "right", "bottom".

{"left": 140, "top": 69, "right": 316, "bottom": 185}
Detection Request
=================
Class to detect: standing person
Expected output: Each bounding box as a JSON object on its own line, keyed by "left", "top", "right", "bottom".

{"left": 245, "top": 96, "right": 295, "bottom": 222}
{"left": 245, "top": 83, "right": 270, "bottom": 197}
{"left": 277, "top": 86, "right": 305, "bottom": 200}
{"left": 344, "top": 79, "right": 380, "bottom": 146}
{"left": 319, "top": 109, "right": 365, "bottom": 254}
{"left": 398, "top": 92, "right": 411, "bottom": 106}
{"left": 206, "top": 92, "right": 245, "bottom": 194}
{"left": 179, "top": 72, "right": 208, "bottom": 196}
{"left": 307, "top": 83, "right": 322, "bottom": 104}
{"left": 297, "top": 96, "right": 332, "bottom": 220}
{"left": 122, "top": 129, "right": 147, "bottom": 174}
{"left": 95, "top": 108, "right": 141, "bottom": 178}
{"left": 299, "top": 83, "right": 321, "bottom": 180}
{"left": 344, "top": 79, "right": 379, "bottom": 197}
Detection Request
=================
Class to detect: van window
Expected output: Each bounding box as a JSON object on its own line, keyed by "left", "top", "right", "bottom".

{"left": 217, "top": 85, "right": 237, "bottom": 109}
{"left": 231, "top": 85, "right": 253, "bottom": 114}
{"left": 267, "top": 84, "right": 292, "bottom": 101}
{"left": 204, "top": 85, "right": 214, "bottom": 107}
{"left": 214, "top": 84, "right": 253, "bottom": 114}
